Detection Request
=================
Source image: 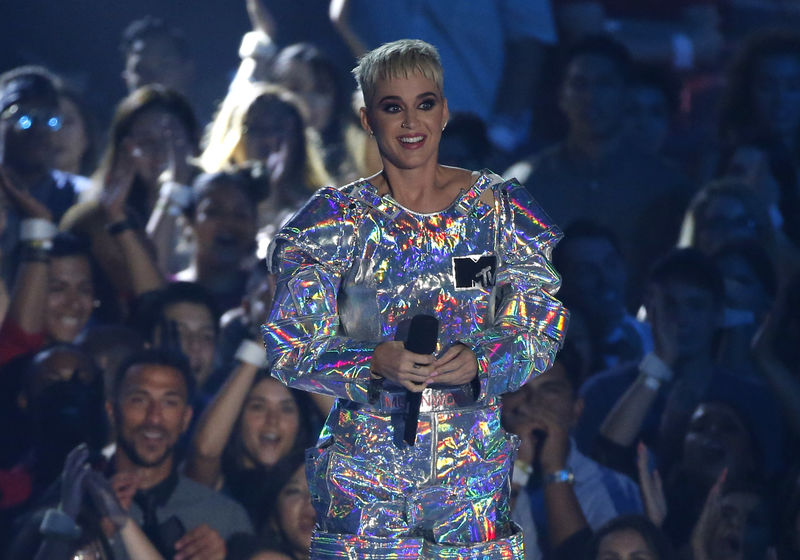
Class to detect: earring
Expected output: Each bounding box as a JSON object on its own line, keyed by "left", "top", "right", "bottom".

{"left": 93, "top": 299, "right": 101, "bottom": 309}
{"left": 369, "top": 129, "right": 374, "bottom": 136}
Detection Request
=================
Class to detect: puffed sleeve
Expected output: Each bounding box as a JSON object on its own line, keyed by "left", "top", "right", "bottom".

{"left": 459, "top": 179, "right": 568, "bottom": 400}
{"left": 261, "top": 187, "right": 376, "bottom": 403}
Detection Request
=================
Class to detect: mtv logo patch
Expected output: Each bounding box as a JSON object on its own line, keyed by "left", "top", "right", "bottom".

{"left": 452, "top": 254, "right": 497, "bottom": 290}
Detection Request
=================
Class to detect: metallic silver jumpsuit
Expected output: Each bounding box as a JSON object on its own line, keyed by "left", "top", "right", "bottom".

{"left": 263, "top": 171, "right": 568, "bottom": 559}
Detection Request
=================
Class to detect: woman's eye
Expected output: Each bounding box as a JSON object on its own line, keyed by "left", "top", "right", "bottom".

{"left": 419, "top": 100, "right": 436, "bottom": 110}
{"left": 382, "top": 104, "right": 401, "bottom": 113}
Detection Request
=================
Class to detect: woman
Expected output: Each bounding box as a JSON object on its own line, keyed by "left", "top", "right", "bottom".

{"left": 261, "top": 454, "right": 315, "bottom": 560}
{"left": 186, "top": 351, "right": 320, "bottom": 526}
{"left": 587, "top": 514, "right": 676, "bottom": 560}
{"left": 263, "top": 39, "right": 568, "bottom": 558}
{"left": 199, "top": 84, "right": 331, "bottom": 258}
{"left": 175, "top": 170, "right": 260, "bottom": 313}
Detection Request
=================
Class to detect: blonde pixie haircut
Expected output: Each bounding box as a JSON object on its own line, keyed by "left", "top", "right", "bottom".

{"left": 353, "top": 39, "right": 444, "bottom": 105}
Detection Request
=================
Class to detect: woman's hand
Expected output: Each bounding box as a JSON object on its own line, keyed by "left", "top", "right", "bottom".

{"left": 371, "top": 341, "right": 435, "bottom": 392}
{"left": 60, "top": 443, "right": 92, "bottom": 519}
{"left": 637, "top": 442, "right": 667, "bottom": 527}
{"left": 100, "top": 151, "right": 136, "bottom": 223}
{"left": 0, "top": 166, "right": 52, "bottom": 221}
{"left": 430, "top": 344, "right": 478, "bottom": 386}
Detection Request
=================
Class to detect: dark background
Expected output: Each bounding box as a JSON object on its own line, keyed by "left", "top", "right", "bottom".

{"left": 0, "top": 0, "right": 356, "bottom": 125}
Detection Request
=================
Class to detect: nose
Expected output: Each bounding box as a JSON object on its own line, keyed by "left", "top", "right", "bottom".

{"left": 145, "top": 401, "right": 164, "bottom": 425}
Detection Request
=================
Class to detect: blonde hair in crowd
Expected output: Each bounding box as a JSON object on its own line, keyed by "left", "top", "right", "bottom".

{"left": 199, "top": 82, "right": 331, "bottom": 190}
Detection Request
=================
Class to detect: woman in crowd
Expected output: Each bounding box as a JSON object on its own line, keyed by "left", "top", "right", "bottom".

{"left": 199, "top": 83, "right": 331, "bottom": 257}
{"left": 587, "top": 514, "right": 676, "bottom": 560}
{"left": 185, "top": 344, "right": 321, "bottom": 526}
{"left": 175, "top": 170, "right": 260, "bottom": 313}
{"left": 260, "top": 454, "right": 315, "bottom": 560}
{"left": 263, "top": 39, "right": 568, "bottom": 558}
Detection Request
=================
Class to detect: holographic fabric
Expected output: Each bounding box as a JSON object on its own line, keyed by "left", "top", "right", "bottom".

{"left": 263, "top": 171, "right": 568, "bottom": 559}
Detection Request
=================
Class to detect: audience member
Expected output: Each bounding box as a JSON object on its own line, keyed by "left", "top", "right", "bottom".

{"left": 120, "top": 16, "right": 198, "bottom": 112}
{"left": 259, "top": 454, "right": 314, "bottom": 560}
{"left": 505, "top": 36, "right": 694, "bottom": 305}
{"left": 52, "top": 85, "right": 96, "bottom": 177}
{"left": 174, "top": 171, "right": 259, "bottom": 313}
{"left": 0, "top": 66, "right": 90, "bottom": 285}
{"left": 134, "top": 281, "right": 220, "bottom": 403}
{"left": 585, "top": 514, "right": 677, "bottom": 560}
{"left": 199, "top": 83, "right": 330, "bottom": 256}
{"left": 577, "top": 249, "right": 783, "bottom": 481}
{"left": 76, "top": 324, "right": 146, "bottom": 400}
{"left": 624, "top": 63, "right": 680, "bottom": 158}
{"left": 108, "top": 349, "right": 250, "bottom": 557}
{"left": 270, "top": 42, "right": 359, "bottom": 183}
{"left": 553, "top": 220, "right": 652, "bottom": 373}
{"left": 185, "top": 354, "right": 321, "bottom": 526}
{"left": 0, "top": 232, "right": 96, "bottom": 367}
{"left": 503, "top": 355, "right": 642, "bottom": 559}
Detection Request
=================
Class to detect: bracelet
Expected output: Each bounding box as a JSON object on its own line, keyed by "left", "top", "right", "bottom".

{"left": 234, "top": 339, "right": 268, "bottom": 368}
{"left": 512, "top": 460, "right": 533, "bottom": 487}
{"left": 105, "top": 218, "right": 136, "bottom": 236}
{"left": 20, "top": 218, "right": 57, "bottom": 242}
{"left": 638, "top": 352, "right": 674, "bottom": 384}
{"left": 671, "top": 32, "right": 695, "bottom": 70}
{"left": 21, "top": 245, "right": 51, "bottom": 263}
{"left": 544, "top": 468, "right": 575, "bottom": 486}
{"left": 638, "top": 373, "right": 662, "bottom": 391}
{"left": 39, "top": 508, "right": 82, "bottom": 540}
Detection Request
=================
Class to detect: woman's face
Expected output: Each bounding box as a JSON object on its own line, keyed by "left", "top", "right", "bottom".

{"left": 706, "top": 492, "right": 772, "bottom": 560}
{"left": 695, "top": 195, "right": 758, "bottom": 255}
{"left": 361, "top": 72, "right": 448, "bottom": 173}
{"left": 240, "top": 378, "right": 301, "bottom": 468}
{"left": 53, "top": 96, "right": 89, "bottom": 174}
{"left": 192, "top": 179, "right": 256, "bottom": 266}
{"left": 275, "top": 464, "right": 315, "bottom": 558}
{"left": 596, "top": 528, "right": 657, "bottom": 560}
{"left": 44, "top": 255, "right": 94, "bottom": 342}
{"left": 123, "top": 107, "right": 193, "bottom": 188}
{"left": 682, "top": 402, "right": 755, "bottom": 483}
{"left": 752, "top": 53, "right": 800, "bottom": 140}
{"left": 274, "top": 58, "right": 336, "bottom": 133}
{"left": 715, "top": 252, "right": 772, "bottom": 325}
{"left": 240, "top": 100, "right": 302, "bottom": 186}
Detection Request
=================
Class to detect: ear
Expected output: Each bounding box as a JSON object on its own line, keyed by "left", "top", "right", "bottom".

{"left": 571, "top": 396, "right": 585, "bottom": 426}
{"left": 359, "top": 106, "right": 372, "bottom": 135}
{"left": 181, "top": 405, "right": 194, "bottom": 434}
{"left": 105, "top": 399, "right": 116, "bottom": 430}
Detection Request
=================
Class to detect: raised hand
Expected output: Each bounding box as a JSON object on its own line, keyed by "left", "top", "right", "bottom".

{"left": 85, "top": 470, "right": 130, "bottom": 531}
{"left": 0, "top": 165, "right": 52, "bottom": 220}
{"left": 100, "top": 150, "right": 136, "bottom": 223}
{"left": 637, "top": 442, "right": 667, "bottom": 526}
{"left": 174, "top": 524, "right": 226, "bottom": 560}
{"left": 60, "top": 443, "right": 92, "bottom": 519}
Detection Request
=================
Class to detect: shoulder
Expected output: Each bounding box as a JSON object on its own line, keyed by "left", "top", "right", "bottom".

{"left": 269, "top": 185, "right": 362, "bottom": 273}
{"left": 488, "top": 171, "right": 563, "bottom": 256}
{"left": 170, "top": 475, "right": 253, "bottom": 535}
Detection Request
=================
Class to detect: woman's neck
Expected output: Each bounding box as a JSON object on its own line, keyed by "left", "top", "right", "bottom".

{"left": 377, "top": 163, "right": 471, "bottom": 214}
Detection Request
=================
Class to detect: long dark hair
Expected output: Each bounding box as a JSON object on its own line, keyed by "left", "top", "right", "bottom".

{"left": 587, "top": 514, "right": 677, "bottom": 560}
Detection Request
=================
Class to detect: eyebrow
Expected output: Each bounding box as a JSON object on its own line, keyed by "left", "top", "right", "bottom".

{"left": 377, "top": 91, "right": 439, "bottom": 104}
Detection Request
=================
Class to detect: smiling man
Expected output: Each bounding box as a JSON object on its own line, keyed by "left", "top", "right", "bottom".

{"left": 107, "top": 348, "right": 251, "bottom": 559}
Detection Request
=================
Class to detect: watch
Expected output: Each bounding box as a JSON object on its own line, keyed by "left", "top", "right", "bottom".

{"left": 544, "top": 468, "right": 575, "bottom": 486}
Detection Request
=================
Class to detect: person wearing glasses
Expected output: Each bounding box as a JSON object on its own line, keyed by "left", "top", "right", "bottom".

{"left": 0, "top": 66, "right": 90, "bottom": 285}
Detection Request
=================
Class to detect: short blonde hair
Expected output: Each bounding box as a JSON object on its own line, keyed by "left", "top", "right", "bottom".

{"left": 353, "top": 39, "right": 444, "bottom": 105}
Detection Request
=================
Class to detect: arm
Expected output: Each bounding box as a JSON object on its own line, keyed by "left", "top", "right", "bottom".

{"left": 329, "top": 0, "right": 367, "bottom": 57}
{"left": 557, "top": 2, "right": 723, "bottom": 69}
{"left": 185, "top": 350, "right": 261, "bottom": 487}
{"left": 264, "top": 188, "right": 381, "bottom": 402}
{"left": 100, "top": 153, "right": 164, "bottom": 296}
{"left": 459, "top": 183, "right": 568, "bottom": 400}
{"left": 118, "top": 519, "right": 165, "bottom": 560}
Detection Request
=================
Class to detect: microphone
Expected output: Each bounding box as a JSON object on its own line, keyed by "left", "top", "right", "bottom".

{"left": 403, "top": 314, "right": 439, "bottom": 445}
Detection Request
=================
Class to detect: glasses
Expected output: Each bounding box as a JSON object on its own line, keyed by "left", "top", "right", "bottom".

{"left": 1, "top": 104, "right": 62, "bottom": 132}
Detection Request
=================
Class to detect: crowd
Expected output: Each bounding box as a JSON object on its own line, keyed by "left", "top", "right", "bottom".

{"left": 0, "top": 0, "right": 799, "bottom": 559}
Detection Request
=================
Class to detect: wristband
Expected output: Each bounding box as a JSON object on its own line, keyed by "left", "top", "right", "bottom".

{"left": 159, "top": 181, "right": 193, "bottom": 211}
{"left": 638, "top": 373, "right": 662, "bottom": 391}
{"left": 638, "top": 352, "right": 674, "bottom": 384}
{"left": 239, "top": 30, "right": 277, "bottom": 60}
{"left": 20, "top": 218, "right": 57, "bottom": 242}
{"left": 235, "top": 339, "right": 268, "bottom": 368}
{"left": 671, "top": 33, "right": 695, "bottom": 70}
{"left": 512, "top": 460, "right": 533, "bottom": 487}
{"left": 21, "top": 244, "right": 51, "bottom": 262}
{"left": 105, "top": 218, "right": 136, "bottom": 236}
{"left": 544, "top": 468, "right": 575, "bottom": 486}
{"left": 39, "top": 508, "right": 82, "bottom": 540}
